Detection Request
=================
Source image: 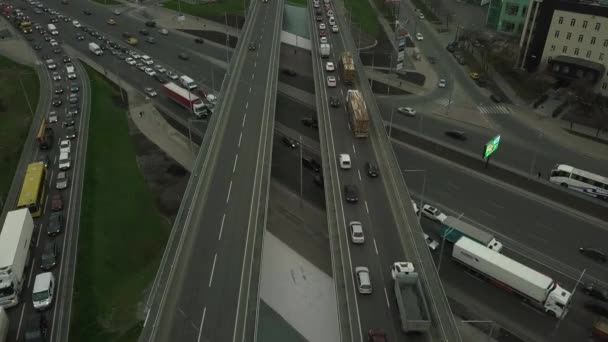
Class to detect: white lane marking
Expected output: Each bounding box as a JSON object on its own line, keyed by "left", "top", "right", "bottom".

{"left": 218, "top": 214, "right": 226, "bottom": 241}
{"left": 249, "top": 87, "right": 252, "bottom": 93}
{"left": 373, "top": 239, "right": 379, "bottom": 255}
{"left": 16, "top": 305, "right": 26, "bottom": 342}
{"left": 242, "top": 114, "right": 247, "bottom": 127}
{"left": 197, "top": 307, "right": 207, "bottom": 342}
{"left": 365, "top": 201, "right": 369, "bottom": 214}
{"left": 238, "top": 132, "right": 243, "bottom": 147}
{"left": 254, "top": 61, "right": 256, "bottom": 68}
{"left": 35, "top": 223, "right": 43, "bottom": 247}
{"left": 246, "top": 102, "right": 249, "bottom": 109}
{"left": 208, "top": 254, "right": 217, "bottom": 287}
{"left": 233, "top": 154, "right": 239, "bottom": 173}
{"left": 352, "top": 144, "right": 356, "bottom": 155}
{"left": 384, "top": 287, "right": 390, "bottom": 309}
{"left": 226, "top": 181, "right": 233, "bottom": 203}
{"left": 340, "top": 89, "right": 344, "bottom": 96}
{"left": 357, "top": 169, "right": 362, "bottom": 181}
{"left": 251, "top": 73, "right": 255, "bottom": 81}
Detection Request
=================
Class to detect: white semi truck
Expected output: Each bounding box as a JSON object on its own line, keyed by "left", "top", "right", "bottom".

{"left": 453, "top": 237, "right": 571, "bottom": 318}
{"left": 0, "top": 209, "right": 34, "bottom": 309}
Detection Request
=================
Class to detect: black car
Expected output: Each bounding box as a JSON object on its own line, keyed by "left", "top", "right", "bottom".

{"left": 40, "top": 240, "right": 59, "bottom": 270}
{"left": 52, "top": 47, "right": 61, "bottom": 54}
{"left": 37, "top": 154, "right": 51, "bottom": 168}
{"left": 70, "top": 83, "right": 79, "bottom": 93}
{"left": 178, "top": 52, "right": 189, "bottom": 60}
{"left": 63, "top": 119, "right": 75, "bottom": 127}
{"left": 146, "top": 37, "right": 156, "bottom": 44}
{"left": 330, "top": 96, "right": 340, "bottom": 107}
{"left": 33, "top": 43, "right": 42, "bottom": 50}
{"left": 366, "top": 162, "right": 379, "bottom": 177}
{"left": 43, "top": 34, "right": 51, "bottom": 41}
{"left": 153, "top": 74, "right": 167, "bottom": 83}
{"left": 195, "top": 37, "right": 204, "bottom": 44}
{"left": 76, "top": 34, "right": 84, "bottom": 40}
{"left": 47, "top": 212, "right": 64, "bottom": 236}
{"left": 583, "top": 283, "right": 608, "bottom": 302}
{"left": 302, "top": 157, "right": 321, "bottom": 172}
{"left": 50, "top": 17, "right": 58, "bottom": 23}
{"left": 68, "top": 105, "right": 79, "bottom": 115}
{"left": 248, "top": 42, "right": 256, "bottom": 51}
{"left": 54, "top": 87, "right": 63, "bottom": 94}
{"left": 24, "top": 314, "right": 48, "bottom": 342}
{"left": 51, "top": 97, "right": 62, "bottom": 107}
{"left": 301, "top": 117, "right": 318, "bottom": 128}
{"left": 585, "top": 301, "right": 608, "bottom": 317}
{"left": 445, "top": 130, "right": 467, "bottom": 140}
{"left": 63, "top": 55, "right": 71, "bottom": 63}
{"left": 313, "top": 173, "right": 323, "bottom": 187}
{"left": 580, "top": 248, "right": 607, "bottom": 263}
{"left": 490, "top": 94, "right": 502, "bottom": 103}
{"left": 139, "top": 29, "right": 149, "bottom": 36}
{"left": 145, "top": 20, "right": 156, "bottom": 27}
{"left": 316, "top": 15, "right": 323, "bottom": 21}
{"left": 81, "top": 26, "right": 89, "bottom": 32}
{"left": 282, "top": 136, "right": 299, "bottom": 149}
{"left": 282, "top": 68, "right": 296, "bottom": 76}
{"left": 446, "top": 42, "right": 456, "bottom": 52}
{"left": 68, "top": 94, "right": 79, "bottom": 104}
{"left": 83, "top": 9, "right": 92, "bottom": 15}
{"left": 344, "top": 185, "right": 359, "bottom": 203}
{"left": 122, "top": 32, "right": 132, "bottom": 38}
{"left": 65, "top": 126, "right": 77, "bottom": 139}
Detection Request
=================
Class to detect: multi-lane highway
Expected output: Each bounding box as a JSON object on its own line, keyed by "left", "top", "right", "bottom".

{"left": 140, "top": 0, "right": 283, "bottom": 341}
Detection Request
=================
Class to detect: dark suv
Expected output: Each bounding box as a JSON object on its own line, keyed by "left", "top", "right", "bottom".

{"left": 24, "top": 314, "right": 48, "bottom": 342}
{"left": 302, "top": 157, "right": 321, "bottom": 173}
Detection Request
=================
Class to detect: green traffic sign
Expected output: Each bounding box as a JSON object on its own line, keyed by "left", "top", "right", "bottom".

{"left": 484, "top": 135, "right": 501, "bottom": 159}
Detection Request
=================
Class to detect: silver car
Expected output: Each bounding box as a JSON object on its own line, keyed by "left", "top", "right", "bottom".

{"left": 56, "top": 171, "right": 69, "bottom": 190}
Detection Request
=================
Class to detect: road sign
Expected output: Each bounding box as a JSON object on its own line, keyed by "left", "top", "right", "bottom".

{"left": 483, "top": 135, "right": 501, "bottom": 159}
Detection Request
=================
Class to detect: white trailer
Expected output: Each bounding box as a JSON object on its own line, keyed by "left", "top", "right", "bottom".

{"left": 0, "top": 307, "right": 7, "bottom": 342}
{"left": 453, "top": 237, "right": 571, "bottom": 318}
{"left": 0, "top": 209, "right": 34, "bottom": 308}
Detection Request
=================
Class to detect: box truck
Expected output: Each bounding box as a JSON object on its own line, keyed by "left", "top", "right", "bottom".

{"left": 47, "top": 23, "right": 58, "bottom": 35}
{"left": 0, "top": 209, "right": 34, "bottom": 308}
{"left": 163, "top": 82, "right": 209, "bottom": 118}
{"left": 453, "top": 237, "right": 571, "bottom": 318}
{"left": 346, "top": 90, "right": 369, "bottom": 138}
{"left": 0, "top": 307, "right": 7, "bottom": 342}
{"left": 88, "top": 42, "right": 102, "bottom": 56}
{"left": 440, "top": 216, "right": 503, "bottom": 252}
{"left": 391, "top": 262, "right": 431, "bottom": 333}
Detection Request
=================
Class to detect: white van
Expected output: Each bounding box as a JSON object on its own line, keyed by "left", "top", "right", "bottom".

{"left": 47, "top": 23, "right": 58, "bottom": 35}
{"left": 32, "top": 272, "right": 55, "bottom": 310}
{"left": 179, "top": 75, "right": 197, "bottom": 90}
{"left": 339, "top": 153, "right": 351, "bottom": 169}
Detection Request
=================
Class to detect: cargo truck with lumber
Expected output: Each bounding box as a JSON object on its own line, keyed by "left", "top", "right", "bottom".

{"left": 340, "top": 52, "right": 356, "bottom": 85}
{"left": 440, "top": 216, "right": 503, "bottom": 252}
{"left": 0, "top": 209, "right": 34, "bottom": 308}
{"left": 346, "top": 90, "right": 369, "bottom": 138}
{"left": 391, "top": 262, "right": 431, "bottom": 333}
{"left": 163, "top": 82, "right": 210, "bottom": 118}
{"left": 453, "top": 237, "right": 571, "bottom": 318}
{"left": 0, "top": 307, "right": 7, "bottom": 342}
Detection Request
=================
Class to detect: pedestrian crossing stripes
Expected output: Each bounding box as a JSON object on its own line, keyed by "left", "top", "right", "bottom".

{"left": 434, "top": 98, "right": 454, "bottom": 106}
{"left": 478, "top": 106, "right": 510, "bottom": 114}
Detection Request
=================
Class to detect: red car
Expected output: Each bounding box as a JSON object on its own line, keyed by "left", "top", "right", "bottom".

{"left": 324, "top": 4, "right": 331, "bottom": 10}
{"left": 368, "top": 328, "right": 387, "bottom": 342}
{"left": 319, "top": 30, "right": 327, "bottom": 37}
{"left": 51, "top": 193, "right": 64, "bottom": 211}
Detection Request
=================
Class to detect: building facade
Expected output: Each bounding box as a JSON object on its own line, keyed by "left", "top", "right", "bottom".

{"left": 525, "top": 0, "right": 608, "bottom": 94}
{"left": 487, "top": 0, "right": 532, "bottom": 35}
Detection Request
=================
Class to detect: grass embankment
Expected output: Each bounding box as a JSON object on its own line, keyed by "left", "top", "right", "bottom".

{"left": 163, "top": 0, "right": 244, "bottom": 17}
{"left": 91, "top": 0, "right": 122, "bottom": 5}
{"left": 286, "top": 0, "right": 307, "bottom": 7}
{"left": 0, "top": 55, "right": 39, "bottom": 211}
{"left": 70, "top": 66, "right": 169, "bottom": 342}
{"left": 344, "top": 0, "right": 379, "bottom": 34}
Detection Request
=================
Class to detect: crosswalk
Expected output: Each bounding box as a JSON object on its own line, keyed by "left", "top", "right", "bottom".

{"left": 478, "top": 106, "right": 510, "bottom": 114}
{"left": 434, "top": 98, "right": 454, "bottom": 106}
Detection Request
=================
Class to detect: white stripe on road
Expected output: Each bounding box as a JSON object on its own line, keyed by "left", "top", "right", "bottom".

{"left": 226, "top": 181, "right": 232, "bottom": 203}
{"left": 218, "top": 214, "right": 226, "bottom": 241}
{"left": 208, "top": 254, "right": 217, "bottom": 287}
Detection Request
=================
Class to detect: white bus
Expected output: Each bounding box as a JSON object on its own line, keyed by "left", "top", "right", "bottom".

{"left": 550, "top": 164, "right": 608, "bottom": 200}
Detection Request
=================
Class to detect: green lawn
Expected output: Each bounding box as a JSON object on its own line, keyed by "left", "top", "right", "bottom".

{"left": 91, "top": 0, "right": 122, "bottom": 5}
{"left": 70, "top": 66, "right": 169, "bottom": 342}
{"left": 0, "top": 56, "right": 39, "bottom": 211}
{"left": 163, "top": 0, "right": 244, "bottom": 17}
{"left": 344, "top": 0, "right": 379, "bottom": 34}
{"left": 286, "top": 0, "right": 307, "bottom": 7}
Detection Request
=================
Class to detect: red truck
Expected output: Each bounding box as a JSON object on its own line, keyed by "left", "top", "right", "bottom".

{"left": 163, "top": 82, "right": 210, "bottom": 118}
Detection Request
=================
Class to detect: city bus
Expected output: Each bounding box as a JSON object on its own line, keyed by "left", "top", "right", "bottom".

{"left": 17, "top": 162, "right": 48, "bottom": 217}
{"left": 550, "top": 164, "right": 608, "bottom": 200}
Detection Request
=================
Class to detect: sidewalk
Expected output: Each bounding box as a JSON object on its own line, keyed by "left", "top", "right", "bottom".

{"left": 64, "top": 45, "right": 195, "bottom": 171}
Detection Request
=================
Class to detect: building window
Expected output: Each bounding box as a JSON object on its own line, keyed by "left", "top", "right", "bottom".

{"left": 522, "top": 6, "right": 527, "bottom": 16}
{"left": 566, "top": 32, "right": 572, "bottom": 40}
{"left": 555, "top": 30, "right": 560, "bottom": 38}
{"left": 550, "top": 45, "right": 556, "bottom": 51}
{"left": 505, "top": 3, "right": 519, "bottom": 16}
{"left": 596, "top": 23, "right": 601, "bottom": 31}
{"left": 603, "top": 83, "right": 607, "bottom": 90}
{"left": 558, "top": 16, "right": 564, "bottom": 24}
{"left": 502, "top": 21, "right": 515, "bottom": 32}
{"left": 578, "top": 34, "right": 584, "bottom": 42}
{"left": 591, "top": 37, "right": 597, "bottom": 45}
{"left": 563, "top": 46, "right": 568, "bottom": 53}
{"left": 571, "top": 18, "right": 576, "bottom": 26}
{"left": 600, "top": 53, "right": 605, "bottom": 61}
{"left": 583, "top": 21, "right": 588, "bottom": 28}
{"left": 587, "top": 50, "right": 592, "bottom": 58}
{"left": 574, "top": 48, "right": 579, "bottom": 55}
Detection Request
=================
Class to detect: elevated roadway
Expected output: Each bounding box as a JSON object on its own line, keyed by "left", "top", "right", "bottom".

{"left": 140, "top": 0, "right": 283, "bottom": 341}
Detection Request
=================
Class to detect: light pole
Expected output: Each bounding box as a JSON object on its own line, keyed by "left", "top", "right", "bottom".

{"left": 187, "top": 118, "right": 205, "bottom": 157}
{"left": 445, "top": 76, "right": 454, "bottom": 115}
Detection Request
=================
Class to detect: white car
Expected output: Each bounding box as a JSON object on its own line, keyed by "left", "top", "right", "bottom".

{"left": 390, "top": 262, "right": 414, "bottom": 279}
{"left": 423, "top": 233, "right": 439, "bottom": 251}
{"left": 72, "top": 20, "right": 81, "bottom": 28}
{"left": 320, "top": 37, "right": 328, "bottom": 44}
{"left": 58, "top": 152, "right": 71, "bottom": 170}
{"left": 140, "top": 55, "right": 154, "bottom": 65}
{"left": 125, "top": 57, "right": 136, "bottom": 65}
{"left": 50, "top": 39, "right": 58, "bottom": 47}
{"left": 327, "top": 75, "right": 336, "bottom": 87}
{"left": 166, "top": 70, "right": 179, "bottom": 80}
{"left": 67, "top": 73, "right": 76, "bottom": 80}
{"left": 313, "top": 1, "right": 320, "bottom": 7}
{"left": 421, "top": 204, "right": 447, "bottom": 223}
{"left": 129, "top": 51, "right": 141, "bottom": 59}
{"left": 48, "top": 111, "right": 58, "bottom": 123}
{"left": 319, "top": 23, "right": 326, "bottom": 30}
{"left": 144, "top": 87, "right": 157, "bottom": 97}
{"left": 349, "top": 221, "right": 364, "bottom": 244}
{"left": 329, "top": 16, "right": 336, "bottom": 25}
{"left": 438, "top": 79, "right": 447, "bottom": 88}
{"left": 327, "top": 9, "right": 334, "bottom": 17}
{"left": 411, "top": 200, "right": 419, "bottom": 215}
{"left": 144, "top": 67, "right": 156, "bottom": 77}
{"left": 332, "top": 25, "right": 339, "bottom": 33}
{"left": 398, "top": 107, "right": 416, "bottom": 116}
{"left": 325, "top": 61, "right": 335, "bottom": 71}
{"left": 154, "top": 64, "right": 166, "bottom": 73}
{"left": 418, "top": 13, "right": 425, "bottom": 19}
{"left": 59, "top": 139, "right": 71, "bottom": 154}
{"left": 415, "top": 33, "right": 424, "bottom": 41}
{"left": 52, "top": 72, "right": 61, "bottom": 81}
